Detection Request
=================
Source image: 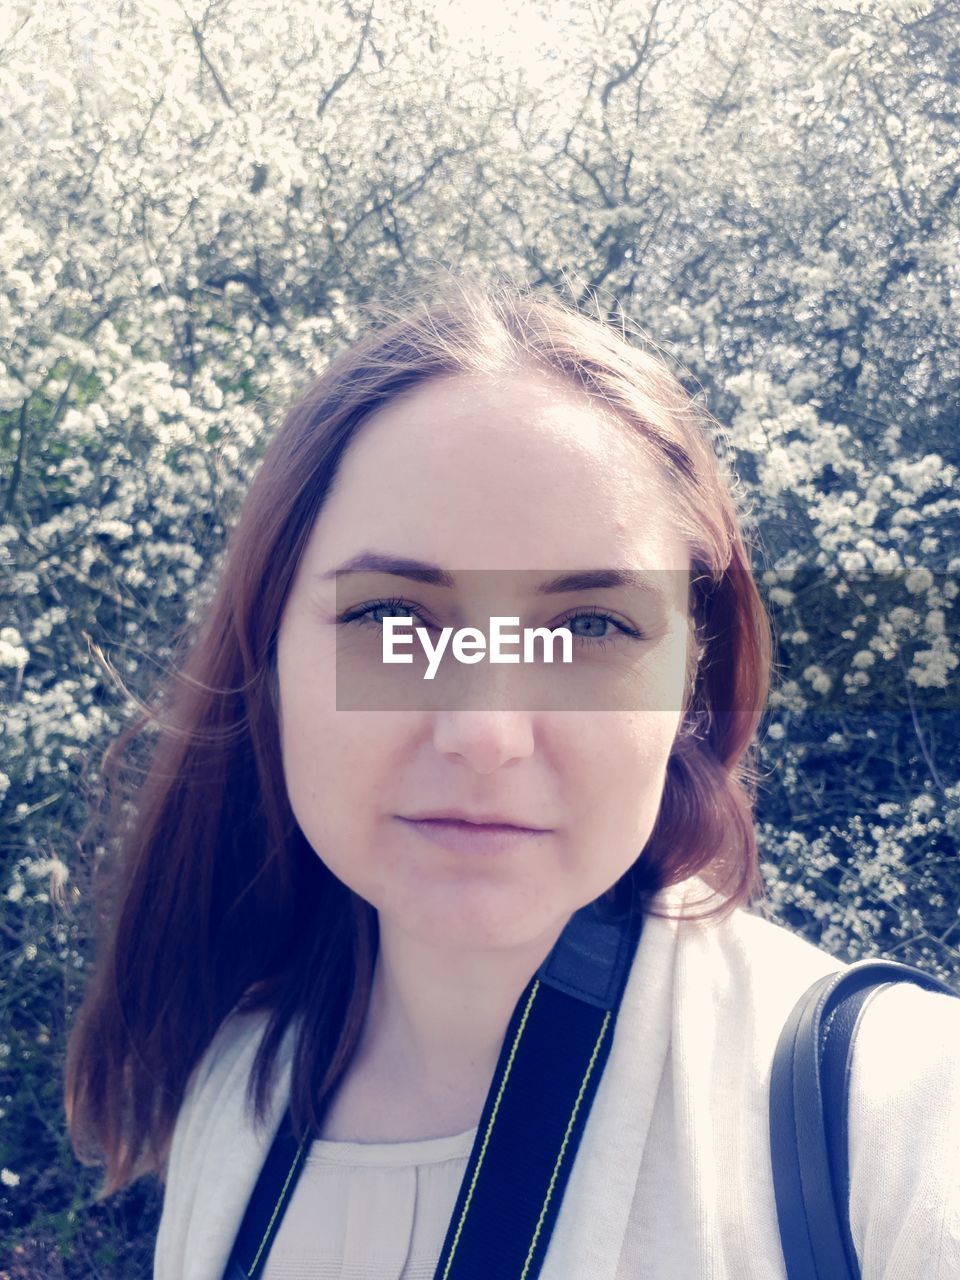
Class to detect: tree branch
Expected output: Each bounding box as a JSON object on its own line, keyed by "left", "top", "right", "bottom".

{"left": 187, "top": 17, "right": 234, "bottom": 112}
{"left": 600, "top": 0, "right": 663, "bottom": 110}
{"left": 317, "top": 2, "right": 374, "bottom": 117}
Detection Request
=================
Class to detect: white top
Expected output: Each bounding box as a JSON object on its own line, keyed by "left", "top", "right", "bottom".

{"left": 261, "top": 1127, "right": 477, "bottom": 1279}
{"left": 154, "top": 878, "right": 960, "bottom": 1279}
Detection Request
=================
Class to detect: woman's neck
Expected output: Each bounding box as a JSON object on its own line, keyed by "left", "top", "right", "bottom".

{"left": 349, "top": 913, "right": 567, "bottom": 1128}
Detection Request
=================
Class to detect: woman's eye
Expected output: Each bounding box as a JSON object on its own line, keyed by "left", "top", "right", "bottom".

{"left": 337, "top": 597, "right": 436, "bottom": 631}
{"left": 336, "top": 601, "right": 643, "bottom": 650}
{"left": 556, "top": 609, "right": 643, "bottom": 650}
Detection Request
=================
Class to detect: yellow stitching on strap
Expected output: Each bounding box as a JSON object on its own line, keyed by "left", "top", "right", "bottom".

{"left": 519, "top": 1009, "right": 611, "bottom": 1279}
{"left": 439, "top": 979, "right": 541, "bottom": 1280}
{"left": 248, "top": 1131, "right": 311, "bottom": 1275}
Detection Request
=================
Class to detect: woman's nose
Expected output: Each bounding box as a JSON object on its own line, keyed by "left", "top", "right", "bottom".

{"left": 431, "top": 708, "right": 536, "bottom": 774}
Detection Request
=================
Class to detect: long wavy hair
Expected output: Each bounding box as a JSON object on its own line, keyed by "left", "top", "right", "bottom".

{"left": 63, "top": 275, "right": 771, "bottom": 1196}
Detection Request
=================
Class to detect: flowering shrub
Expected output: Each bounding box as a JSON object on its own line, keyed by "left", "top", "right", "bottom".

{"left": 1, "top": 0, "right": 957, "bottom": 1271}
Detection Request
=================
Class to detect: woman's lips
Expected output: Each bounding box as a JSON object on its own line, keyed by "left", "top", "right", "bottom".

{"left": 396, "top": 816, "right": 551, "bottom": 855}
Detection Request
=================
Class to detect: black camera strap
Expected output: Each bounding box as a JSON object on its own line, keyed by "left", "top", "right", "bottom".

{"left": 222, "top": 899, "right": 643, "bottom": 1279}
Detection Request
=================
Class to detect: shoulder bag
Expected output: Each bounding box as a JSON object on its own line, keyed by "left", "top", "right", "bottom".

{"left": 769, "top": 956, "right": 959, "bottom": 1279}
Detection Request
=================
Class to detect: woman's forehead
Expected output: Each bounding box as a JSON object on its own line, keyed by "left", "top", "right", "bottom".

{"left": 306, "top": 370, "right": 692, "bottom": 576}
{"left": 359, "top": 367, "right": 631, "bottom": 453}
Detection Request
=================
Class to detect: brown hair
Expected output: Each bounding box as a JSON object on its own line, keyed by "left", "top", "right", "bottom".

{"left": 63, "top": 274, "right": 771, "bottom": 1196}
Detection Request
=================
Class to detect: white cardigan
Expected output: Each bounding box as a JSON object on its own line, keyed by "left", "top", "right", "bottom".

{"left": 153, "top": 879, "right": 960, "bottom": 1279}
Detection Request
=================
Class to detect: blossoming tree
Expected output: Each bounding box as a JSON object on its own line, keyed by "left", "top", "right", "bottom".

{"left": 1, "top": 0, "right": 957, "bottom": 1269}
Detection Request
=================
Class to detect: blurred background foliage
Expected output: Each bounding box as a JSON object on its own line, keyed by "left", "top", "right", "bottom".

{"left": 1, "top": 0, "right": 958, "bottom": 1271}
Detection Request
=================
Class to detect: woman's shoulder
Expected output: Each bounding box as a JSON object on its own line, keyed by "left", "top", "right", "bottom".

{"left": 849, "top": 975, "right": 960, "bottom": 1160}
{"left": 655, "top": 881, "right": 960, "bottom": 1269}
{"left": 155, "top": 1003, "right": 300, "bottom": 1277}
{"left": 656, "top": 880, "right": 848, "bottom": 1031}
{"left": 183, "top": 1002, "right": 280, "bottom": 1107}
{"left": 163, "top": 1001, "right": 298, "bottom": 1184}
{"left": 853, "top": 973, "right": 960, "bottom": 1070}
{"left": 848, "top": 977, "right": 960, "bottom": 1271}
{"left": 680, "top": 891, "right": 957, "bottom": 1052}
{"left": 661, "top": 875, "right": 960, "bottom": 1090}
{"left": 721, "top": 899, "right": 846, "bottom": 972}
{"left": 716, "top": 902, "right": 960, "bottom": 1054}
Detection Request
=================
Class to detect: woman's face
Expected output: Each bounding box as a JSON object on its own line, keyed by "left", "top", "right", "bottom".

{"left": 275, "top": 369, "right": 693, "bottom": 954}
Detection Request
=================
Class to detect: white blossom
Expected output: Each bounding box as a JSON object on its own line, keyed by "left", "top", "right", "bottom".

{"left": 802, "top": 664, "right": 833, "bottom": 694}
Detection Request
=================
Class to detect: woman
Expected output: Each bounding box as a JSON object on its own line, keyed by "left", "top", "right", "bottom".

{"left": 64, "top": 278, "right": 960, "bottom": 1279}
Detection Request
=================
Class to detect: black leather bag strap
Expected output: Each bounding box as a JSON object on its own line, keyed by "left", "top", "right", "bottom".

{"left": 223, "top": 899, "right": 643, "bottom": 1280}
{"left": 769, "top": 957, "right": 958, "bottom": 1280}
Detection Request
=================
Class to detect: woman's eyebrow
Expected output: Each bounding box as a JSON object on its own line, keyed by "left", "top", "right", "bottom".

{"left": 320, "top": 553, "right": 669, "bottom": 599}
{"left": 322, "top": 553, "right": 455, "bottom": 587}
